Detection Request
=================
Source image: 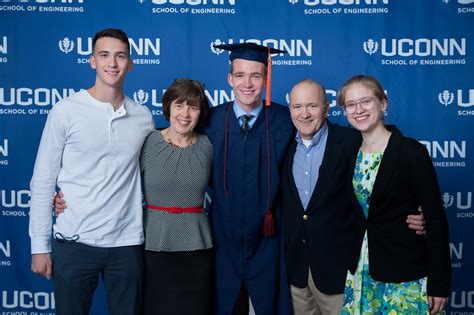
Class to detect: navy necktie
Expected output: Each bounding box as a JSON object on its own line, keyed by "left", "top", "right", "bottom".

{"left": 240, "top": 114, "right": 253, "bottom": 133}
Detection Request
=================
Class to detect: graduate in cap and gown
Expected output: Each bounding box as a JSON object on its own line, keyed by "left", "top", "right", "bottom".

{"left": 205, "top": 42, "right": 293, "bottom": 314}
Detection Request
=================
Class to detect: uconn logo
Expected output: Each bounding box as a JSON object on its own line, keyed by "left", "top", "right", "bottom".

{"left": 444, "top": 0, "right": 474, "bottom": 14}
{"left": 0, "top": 139, "right": 8, "bottom": 166}
{"left": 0, "top": 190, "right": 31, "bottom": 208}
{"left": 442, "top": 192, "right": 472, "bottom": 210}
{"left": 132, "top": 89, "right": 165, "bottom": 116}
{"left": 0, "top": 36, "right": 6, "bottom": 54}
{"left": 1, "top": 291, "right": 55, "bottom": 310}
{"left": 211, "top": 38, "right": 313, "bottom": 65}
{"left": 0, "top": 139, "right": 7, "bottom": 157}
{"left": 451, "top": 291, "right": 474, "bottom": 309}
{"left": 1, "top": 0, "right": 82, "bottom": 2}
{"left": 290, "top": 0, "right": 388, "bottom": 5}
{"left": 450, "top": 242, "right": 463, "bottom": 269}
{"left": 0, "top": 36, "right": 6, "bottom": 63}
{"left": 1, "top": 189, "right": 30, "bottom": 216}
{"left": 363, "top": 38, "right": 466, "bottom": 57}
{"left": 223, "top": 38, "right": 312, "bottom": 57}
{"left": 0, "top": 87, "right": 78, "bottom": 106}
{"left": 132, "top": 88, "right": 234, "bottom": 113}
{"left": 149, "top": 0, "right": 236, "bottom": 14}
{"left": 132, "top": 89, "right": 165, "bottom": 108}
{"left": 450, "top": 242, "right": 463, "bottom": 260}
{"left": 419, "top": 140, "right": 466, "bottom": 168}
{"left": 420, "top": 140, "right": 466, "bottom": 159}
{"left": 291, "top": 0, "right": 389, "bottom": 14}
{"left": 443, "top": 192, "right": 473, "bottom": 219}
{"left": 438, "top": 89, "right": 474, "bottom": 116}
{"left": 58, "top": 37, "right": 160, "bottom": 56}
{"left": 205, "top": 89, "right": 234, "bottom": 107}
{"left": 151, "top": 0, "right": 235, "bottom": 4}
{"left": 0, "top": 241, "right": 12, "bottom": 267}
{"left": 0, "top": 241, "right": 10, "bottom": 258}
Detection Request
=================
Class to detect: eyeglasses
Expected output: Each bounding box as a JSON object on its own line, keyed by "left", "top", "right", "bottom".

{"left": 342, "top": 97, "right": 376, "bottom": 114}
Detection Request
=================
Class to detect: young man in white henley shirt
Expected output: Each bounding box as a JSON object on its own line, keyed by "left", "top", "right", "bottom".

{"left": 29, "top": 28, "right": 154, "bottom": 315}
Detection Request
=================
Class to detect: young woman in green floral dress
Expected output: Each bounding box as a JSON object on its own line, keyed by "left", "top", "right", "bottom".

{"left": 338, "top": 75, "right": 451, "bottom": 315}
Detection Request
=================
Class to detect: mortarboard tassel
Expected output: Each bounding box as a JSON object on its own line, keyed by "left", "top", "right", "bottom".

{"left": 223, "top": 104, "right": 231, "bottom": 196}
{"left": 263, "top": 211, "right": 275, "bottom": 236}
{"left": 265, "top": 47, "right": 272, "bottom": 107}
{"left": 262, "top": 107, "right": 274, "bottom": 236}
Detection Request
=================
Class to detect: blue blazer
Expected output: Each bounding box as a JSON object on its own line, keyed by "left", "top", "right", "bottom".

{"left": 282, "top": 121, "right": 362, "bottom": 295}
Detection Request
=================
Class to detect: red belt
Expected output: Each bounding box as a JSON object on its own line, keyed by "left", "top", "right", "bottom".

{"left": 146, "top": 204, "right": 204, "bottom": 214}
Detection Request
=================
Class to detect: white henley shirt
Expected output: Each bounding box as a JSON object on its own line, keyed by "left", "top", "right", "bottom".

{"left": 29, "top": 90, "right": 154, "bottom": 254}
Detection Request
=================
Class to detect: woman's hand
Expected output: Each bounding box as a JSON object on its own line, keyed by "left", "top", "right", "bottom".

{"left": 54, "top": 191, "right": 67, "bottom": 216}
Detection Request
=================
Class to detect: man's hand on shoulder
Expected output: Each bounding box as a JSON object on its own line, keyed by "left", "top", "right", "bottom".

{"left": 406, "top": 206, "right": 426, "bottom": 236}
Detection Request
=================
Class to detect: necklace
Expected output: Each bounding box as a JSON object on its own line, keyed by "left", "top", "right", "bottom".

{"left": 163, "top": 129, "right": 196, "bottom": 148}
{"left": 361, "top": 130, "right": 391, "bottom": 152}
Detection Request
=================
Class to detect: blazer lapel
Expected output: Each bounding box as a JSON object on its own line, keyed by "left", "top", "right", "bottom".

{"left": 369, "top": 126, "right": 403, "bottom": 214}
{"left": 306, "top": 123, "right": 344, "bottom": 211}
{"left": 285, "top": 140, "right": 306, "bottom": 211}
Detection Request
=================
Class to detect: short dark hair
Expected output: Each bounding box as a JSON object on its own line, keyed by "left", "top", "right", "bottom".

{"left": 162, "top": 78, "right": 210, "bottom": 128}
{"left": 92, "top": 28, "right": 130, "bottom": 54}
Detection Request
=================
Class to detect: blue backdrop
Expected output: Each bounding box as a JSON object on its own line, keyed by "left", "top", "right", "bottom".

{"left": 1, "top": 0, "right": 473, "bottom": 313}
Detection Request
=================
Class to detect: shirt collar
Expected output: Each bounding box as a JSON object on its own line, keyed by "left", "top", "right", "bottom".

{"left": 232, "top": 101, "right": 263, "bottom": 119}
{"left": 295, "top": 121, "right": 328, "bottom": 148}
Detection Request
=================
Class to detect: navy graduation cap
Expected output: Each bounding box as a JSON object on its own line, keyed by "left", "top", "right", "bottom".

{"left": 214, "top": 42, "right": 286, "bottom": 66}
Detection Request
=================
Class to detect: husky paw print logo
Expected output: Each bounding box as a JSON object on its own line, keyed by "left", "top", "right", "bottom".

{"left": 59, "top": 38, "right": 75, "bottom": 54}
{"left": 133, "top": 89, "right": 149, "bottom": 105}
{"left": 363, "top": 39, "right": 378, "bottom": 55}
{"left": 211, "top": 39, "right": 226, "bottom": 55}
{"left": 438, "top": 90, "right": 454, "bottom": 106}
{"left": 289, "top": 0, "right": 298, "bottom": 4}
{"left": 442, "top": 192, "right": 454, "bottom": 208}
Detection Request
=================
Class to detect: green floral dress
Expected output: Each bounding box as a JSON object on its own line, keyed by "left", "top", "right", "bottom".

{"left": 342, "top": 150, "right": 430, "bottom": 315}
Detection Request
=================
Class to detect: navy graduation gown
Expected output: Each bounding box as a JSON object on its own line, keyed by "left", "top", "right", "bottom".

{"left": 205, "top": 102, "right": 293, "bottom": 315}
